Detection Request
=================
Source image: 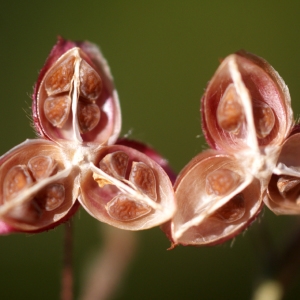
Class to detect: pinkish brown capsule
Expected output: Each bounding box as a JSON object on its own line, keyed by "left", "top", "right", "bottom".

{"left": 164, "top": 51, "right": 293, "bottom": 247}
{"left": 0, "top": 38, "right": 176, "bottom": 233}
{"left": 32, "top": 37, "right": 121, "bottom": 145}
{"left": 163, "top": 150, "right": 262, "bottom": 247}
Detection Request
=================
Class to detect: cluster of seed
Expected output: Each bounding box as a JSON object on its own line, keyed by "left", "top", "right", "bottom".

{"left": 3, "top": 155, "right": 65, "bottom": 222}
{"left": 43, "top": 54, "right": 102, "bottom": 134}
{"left": 99, "top": 151, "right": 157, "bottom": 221}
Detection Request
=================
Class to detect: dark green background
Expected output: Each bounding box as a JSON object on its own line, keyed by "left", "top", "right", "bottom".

{"left": 1, "top": 1, "right": 300, "bottom": 299}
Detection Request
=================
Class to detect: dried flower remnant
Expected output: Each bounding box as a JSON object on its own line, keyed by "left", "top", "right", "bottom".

{"left": 0, "top": 38, "right": 176, "bottom": 234}
{"left": 164, "top": 51, "right": 293, "bottom": 247}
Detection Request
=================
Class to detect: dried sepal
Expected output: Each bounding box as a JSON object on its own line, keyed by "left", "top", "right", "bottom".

{"left": 163, "top": 150, "right": 263, "bottom": 247}
{"left": 79, "top": 145, "right": 176, "bottom": 230}
{"left": 201, "top": 51, "right": 293, "bottom": 154}
{"left": 0, "top": 139, "right": 79, "bottom": 232}
{"left": 33, "top": 38, "right": 121, "bottom": 145}
{"left": 267, "top": 132, "right": 300, "bottom": 214}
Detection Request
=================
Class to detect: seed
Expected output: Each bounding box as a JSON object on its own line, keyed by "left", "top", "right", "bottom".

{"left": 99, "top": 151, "right": 129, "bottom": 179}
{"left": 211, "top": 193, "right": 245, "bottom": 223}
{"left": 3, "top": 165, "right": 33, "bottom": 201}
{"left": 39, "top": 183, "right": 65, "bottom": 211}
{"left": 44, "top": 95, "right": 71, "bottom": 128}
{"left": 217, "top": 84, "right": 244, "bottom": 134}
{"left": 77, "top": 102, "right": 101, "bottom": 133}
{"left": 79, "top": 60, "right": 102, "bottom": 102}
{"left": 206, "top": 168, "right": 239, "bottom": 196}
{"left": 28, "top": 155, "right": 56, "bottom": 181}
{"left": 253, "top": 101, "right": 275, "bottom": 139}
{"left": 106, "top": 195, "right": 151, "bottom": 221}
{"left": 129, "top": 162, "right": 157, "bottom": 200}
{"left": 45, "top": 56, "right": 75, "bottom": 96}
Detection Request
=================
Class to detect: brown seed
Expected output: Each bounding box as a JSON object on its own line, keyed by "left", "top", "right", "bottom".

{"left": 129, "top": 162, "right": 157, "bottom": 200}
{"left": 211, "top": 193, "right": 245, "bottom": 223}
{"left": 206, "top": 168, "right": 240, "bottom": 196}
{"left": 44, "top": 95, "right": 71, "bottom": 128}
{"left": 45, "top": 56, "right": 75, "bottom": 96}
{"left": 106, "top": 195, "right": 151, "bottom": 221}
{"left": 253, "top": 101, "right": 275, "bottom": 139}
{"left": 99, "top": 151, "right": 129, "bottom": 179}
{"left": 6, "top": 200, "right": 43, "bottom": 223}
{"left": 28, "top": 155, "right": 56, "bottom": 181}
{"left": 3, "top": 165, "right": 33, "bottom": 201}
{"left": 80, "top": 60, "right": 102, "bottom": 102}
{"left": 39, "top": 183, "right": 65, "bottom": 211}
{"left": 77, "top": 102, "right": 101, "bottom": 133}
{"left": 217, "top": 84, "right": 244, "bottom": 134}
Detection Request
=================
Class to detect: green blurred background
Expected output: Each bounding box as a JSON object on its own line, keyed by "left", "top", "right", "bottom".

{"left": 1, "top": 1, "right": 300, "bottom": 299}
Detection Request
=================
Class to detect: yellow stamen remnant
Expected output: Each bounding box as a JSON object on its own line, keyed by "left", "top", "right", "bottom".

{"left": 206, "top": 168, "right": 240, "bottom": 196}
{"left": 129, "top": 162, "right": 157, "bottom": 200}
{"left": 217, "top": 84, "right": 244, "bottom": 134}
{"left": 211, "top": 193, "right": 245, "bottom": 223}
{"left": 106, "top": 195, "right": 151, "bottom": 221}
{"left": 93, "top": 172, "right": 113, "bottom": 188}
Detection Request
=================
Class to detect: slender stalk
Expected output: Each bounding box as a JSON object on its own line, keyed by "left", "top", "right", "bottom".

{"left": 61, "top": 220, "right": 73, "bottom": 300}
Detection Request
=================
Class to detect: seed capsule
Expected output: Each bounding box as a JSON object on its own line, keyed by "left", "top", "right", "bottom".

{"left": 165, "top": 150, "right": 262, "bottom": 246}
{"left": 33, "top": 39, "right": 121, "bottom": 144}
{"left": 201, "top": 51, "right": 292, "bottom": 153}
{"left": 79, "top": 145, "right": 176, "bottom": 231}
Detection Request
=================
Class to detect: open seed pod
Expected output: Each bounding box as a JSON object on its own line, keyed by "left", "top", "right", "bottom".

{"left": 33, "top": 37, "right": 121, "bottom": 145}
{"left": 267, "top": 131, "right": 300, "bottom": 214}
{"left": 163, "top": 150, "right": 263, "bottom": 247}
{"left": 0, "top": 139, "right": 79, "bottom": 232}
{"left": 79, "top": 144, "right": 176, "bottom": 230}
{"left": 201, "top": 51, "right": 293, "bottom": 159}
